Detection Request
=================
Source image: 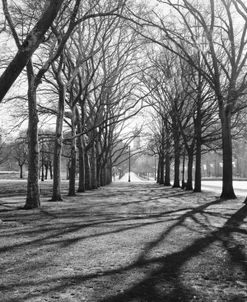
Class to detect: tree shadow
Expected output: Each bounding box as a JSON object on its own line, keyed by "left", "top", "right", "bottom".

{"left": 98, "top": 204, "right": 247, "bottom": 302}
{"left": 1, "top": 184, "right": 247, "bottom": 302}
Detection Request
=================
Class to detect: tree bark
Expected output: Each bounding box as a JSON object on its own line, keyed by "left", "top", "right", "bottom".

{"left": 91, "top": 142, "right": 98, "bottom": 189}
{"left": 157, "top": 156, "right": 161, "bottom": 184}
{"left": 85, "top": 150, "right": 91, "bottom": 190}
{"left": 45, "top": 164, "right": 48, "bottom": 180}
{"left": 107, "top": 154, "right": 113, "bottom": 185}
{"left": 0, "top": 0, "right": 65, "bottom": 102}
{"left": 173, "top": 129, "right": 180, "bottom": 188}
{"left": 220, "top": 109, "right": 236, "bottom": 199}
{"left": 194, "top": 117, "right": 202, "bottom": 192}
{"left": 51, "top": 83, "right": 65, "bottom": 201}
{"left": 19, "top": 164, "right": 23, "bottom": 179}
{"left": 164, "top": 122, "right": 171, "bottom": 186}
{"left": 159, "top": 152, "right": 165, "bottom": 185}
{"left": 49, "top": 161, "right": 53, "bottom": 179}
{"left": 77, "top": 99, "right": 85, "bottom": 192}
{"left": 77, "top": 136, "right": 85, "bottom": 192}
{"left": 68, "top": 107, "right": 77, "bottom": 196}
{"left": 159, "top": 126, "right": 165, "bottom": 184}
{"left": 194, "top": 74, "right": 202, "bottom": 192}
{"left": 164, "top": 150, "right": 171, "bottom": 186}
{"left": 186, "top": 150, "right": 193, "bottom": 190}
{"left": 24, "top": 62, "right": 40, "bottom": 209}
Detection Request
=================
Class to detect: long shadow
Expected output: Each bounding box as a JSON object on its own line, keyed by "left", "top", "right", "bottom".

{"left": 4, "top": 203, "right": 246, "bottom": 302}
{"left": 98, "top": 204, "right": 247, "bottom": 302}
{"left": 2, "top": 186, "right": 247, "bottom": 302}
{"left": 136, "top": 197, "right": 224, "bottom": 262}
{"left": 0, "top": 206, "right": 190, "bottom": 253}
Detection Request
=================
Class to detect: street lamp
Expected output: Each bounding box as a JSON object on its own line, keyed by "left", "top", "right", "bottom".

{"left": 128, "top": 145, "right": 131, "bottom": 182}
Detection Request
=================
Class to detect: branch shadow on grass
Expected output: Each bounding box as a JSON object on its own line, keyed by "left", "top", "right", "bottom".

{"left": 99, "top": 203, "right": 247, "bottom": 302}
{"left": 1, "top": 186, "right": 247, "bottom": 302}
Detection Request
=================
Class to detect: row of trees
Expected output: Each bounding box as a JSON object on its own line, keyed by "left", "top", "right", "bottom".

{"left": 139, "top": 0, "right": 247, "bottom": 199}
{"left": 1, "top": 0, "right": 247, "bottom": 206}
{"left": 0, "top": 0, "right": 148, "bottom": 208}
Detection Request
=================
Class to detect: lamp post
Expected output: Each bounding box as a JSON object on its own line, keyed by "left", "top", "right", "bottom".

{"left": 128, "top": 145, "right": 131, "bottom": 182}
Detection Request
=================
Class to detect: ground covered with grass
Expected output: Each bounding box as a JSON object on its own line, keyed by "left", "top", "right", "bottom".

{"left": 1, "top": 181, "right": 247, "bottom": 302}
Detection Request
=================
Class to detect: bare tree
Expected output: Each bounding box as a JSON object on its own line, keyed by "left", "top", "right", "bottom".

{"left": 11, "top": 134, "right": 28, "bottom": 179}
{"left": 133, "top": 0, "right": 247, "bottom": 199}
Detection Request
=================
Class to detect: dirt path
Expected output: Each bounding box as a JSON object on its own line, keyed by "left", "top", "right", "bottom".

{"left": 1, "top": 182, "right": 247, "bottom": 302}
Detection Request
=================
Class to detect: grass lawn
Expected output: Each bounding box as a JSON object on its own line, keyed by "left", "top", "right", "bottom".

{"left": 0, "top": 181, "right": 247, "bottom": 301}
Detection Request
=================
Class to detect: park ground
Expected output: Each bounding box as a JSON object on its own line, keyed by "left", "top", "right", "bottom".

{"left": 1, "top": 179, "right": 247, "bottom": 301}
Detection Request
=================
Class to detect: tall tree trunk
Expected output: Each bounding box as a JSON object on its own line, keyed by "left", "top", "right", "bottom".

{"left": 194, "top": 121, "right": 202, "bottom": 192}
{"left": 221, "top": 109, "right": 236, "bottom": 199}
{"left": 164, "top": 124, "right": 171, "bottom": 186}
{"left": 85, "top": 150, "right": 91, "bottom": 190}
{"left": 186, "top": 150, "right": 193, "bottom": 190}
{"left": 19, "top": 164, "right": 23, "bottom": 179}
{"left": 49, "top": 161, "right": 53, "bottom": 179}
{"left": 68, "top": 107, "right": 76, "bottom": 196}
{"left": 45, "top": 164, "right": 48, "bottom": 180}
{"left": 107, "top": 153, "right": 113, "bottom": 185}
{"left": 51, "top": 84, "right": 65, "bottom": 201}
{"left": 24, "top": 62, "right": 40, "bottom": 209}
{"left": 159, "top": 126, "right": 165, "bottom": 185}
{"left": 77, "top": 136, "right": 85, "bottom": 192}
{"left": 173, "top": 131, "right": 180, "bottom": 188}
{"left": 157, "top": 156, "right": 161, "bottom": 183}
{"left": 91, "top": 143, "right": 98, "bottom": 189}
{"left": 164, "top": 153, "right": 171, "bottom": 186}
{"left": 194, "top": 74, "right": 202, "bottom": 192}
{"left": 77, "top": 102, "right": 85, "bottom": 192}
{"left": 181, "top": 150, "right": 186, "bottom": 189}
{"left": 100, "top": 165, "right": 106, "bottom": 186}
{"left": 159, "top": 154, "right": 164, "bottom": 184}
{"left": 41, "top": 155, "right": 44, "bottom": 181}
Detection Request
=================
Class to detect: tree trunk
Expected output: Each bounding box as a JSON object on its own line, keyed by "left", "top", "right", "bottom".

{"left": 194, "top": 128, "right": 202, "bottom": 192}
{"left": 164, "top": 125, "right": 171, "bottom": 186}
{"left": 181, "top": 150, "right": 186, "bottom": 189}
{"left": 0, "top": 0, "right": 65, "bottom": 102}
{"left": 157, "top": 156, "right": 161, "bottom": 183}
{"left": 107, "top": 154, "right": 112, "bottom": 185}
{"left": 159, "top": 126, "right": 165, "bottom": 184}
{"left": 49, "top": 161, "right": 53, "bottom": 179}
{"left": 68, "top": 107, "right": 76, "bottom": 196}
{"left": 77, "top": 101, "right": 86, "bottom": 192}
{"left": 41, "top": 158, "right": 44, "bottom": 181}
{"left": 77, "top": 136, "right": 85, "bottom": 192}
{"left": 19, "top": 164, "right": 23, "bottom": 179}
{"left": 51, "top": 84, "right": 65, "bottom": 201}
{"left": 100, "top": 165, "right": 106, "bottom": 186}
{"left": 24, "top": 62, "right": 40, "bottom": 209}
{"left": 159, "top": 152, "right": 164, "bottom": 184}
{"left": 85, "top": 150, "right": 91, "bottom": 190}
{"left": 186, "top": 150, "right": 193, "bottom": 190}
{"left": 97, "top": 150, "right": 102, "bottom": 186}
{"left": 194, "top": 76, "right": 202, "bottom": 192}
{"left": 221, "top": 109, "right": 236, "bottom": 199}
{"left": 45, "top": 164, "right": 48, "bottom": 180}
{"left": 91, "top": 143, "right": 98, "bottom": 189}
{"left": 173, "top": 131, "right": 180, "bottom": 188}
{"left": 66, "top": 160, "right": 70, "bottom": 180}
